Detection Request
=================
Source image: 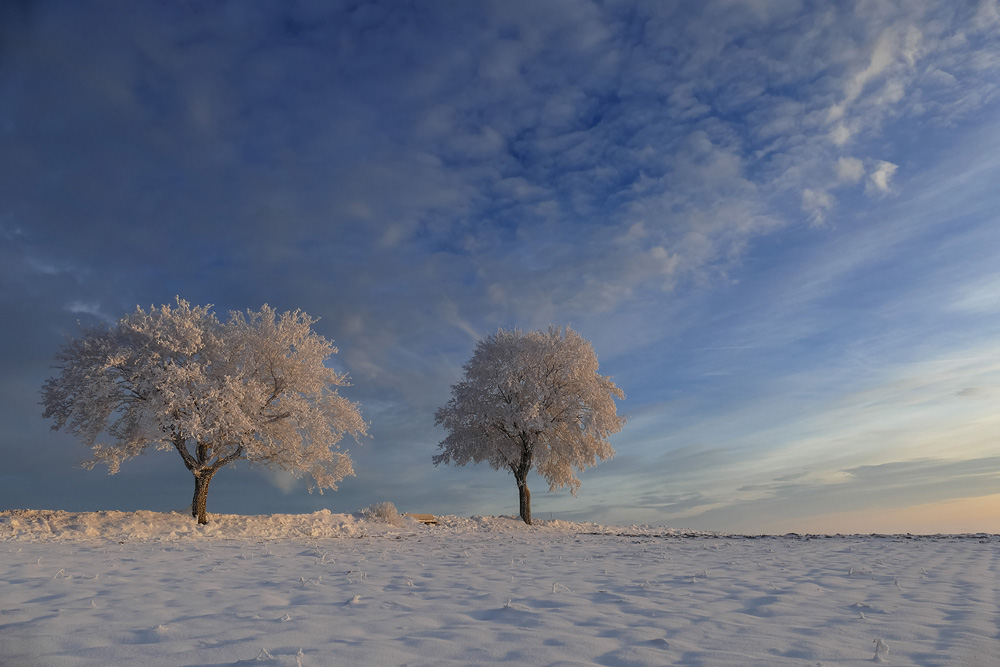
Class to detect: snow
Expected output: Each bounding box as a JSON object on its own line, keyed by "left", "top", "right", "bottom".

{"left": 2, "top": 510, "right": 998, "bottom": 666}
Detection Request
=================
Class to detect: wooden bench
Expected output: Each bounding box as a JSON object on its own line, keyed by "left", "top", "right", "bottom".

{"left": 404, "top": 513, "right": 438, "bottom": 525}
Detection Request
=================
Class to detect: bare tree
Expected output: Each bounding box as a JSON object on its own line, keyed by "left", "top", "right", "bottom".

{"left": 434, "top": 326, "right": 625, "bottom": 524}
{"left": 42, "top": 298, "right": 367, "bottom": 524}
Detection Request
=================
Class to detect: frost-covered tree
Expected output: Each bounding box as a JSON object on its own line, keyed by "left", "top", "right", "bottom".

{"left": 433, "top": 326, "right": 625, "bottom": 524}
{"left": 41, "top": 298, "right": 367, "bottom": 524}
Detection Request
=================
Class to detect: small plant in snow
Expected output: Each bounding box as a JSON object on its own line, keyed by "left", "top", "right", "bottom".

{"left": 360, "top": 501, "right": 401, "bottom": 524}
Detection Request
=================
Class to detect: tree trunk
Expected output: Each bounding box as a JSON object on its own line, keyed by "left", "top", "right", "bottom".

{"left": 191, "top": 471, "right": 215, "bottom": 525}
{"left": 517, "top": 478, "right": 532, "bottom": 525}
{"left": 514, "top": 437, "right": 533, "bottom": 525}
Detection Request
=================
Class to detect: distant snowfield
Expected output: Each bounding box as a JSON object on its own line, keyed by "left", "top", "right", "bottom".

{"left": 2, "top": 510, "right": 998, "bottom": 666}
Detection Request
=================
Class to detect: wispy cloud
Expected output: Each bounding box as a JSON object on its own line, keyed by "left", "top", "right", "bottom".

{"left": 867, "top": 160, "right": 899, "bottom": 195}
{"left": 836, "top": 157, "right": 865, "bottom": 184}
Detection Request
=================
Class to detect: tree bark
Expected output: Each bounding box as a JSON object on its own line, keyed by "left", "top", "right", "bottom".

{"left": 178, "top": 439, "right": 244, "bottom": 525}
{"left": 513, "top": 435, "right": 534, "bottom": 525}
{"left": 191, "top": 471, "right": 215, "bottom": 525}
{"left": 517, "top": 477, "right": 532, "bottom": 525}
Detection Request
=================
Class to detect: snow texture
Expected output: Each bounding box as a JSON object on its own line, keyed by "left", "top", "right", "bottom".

{"left": 2, "top": 509, "right": 998, "bottom": 666}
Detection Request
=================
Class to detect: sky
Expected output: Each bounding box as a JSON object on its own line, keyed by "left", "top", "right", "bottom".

{"left": 2, "top": 0, "right": 999, "bottom": 534}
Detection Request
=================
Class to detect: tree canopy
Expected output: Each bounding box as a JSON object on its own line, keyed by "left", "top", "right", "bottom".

{"left": 434, "top": 326, "right": 625, "bottom": 524}
{"left": 41, "top": 298, "right": 367, "bottom": 523}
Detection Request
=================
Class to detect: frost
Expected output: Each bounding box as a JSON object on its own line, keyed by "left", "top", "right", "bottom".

{"left": 41, "top": 298, "right": 368, "bottom": 524}
{"left": 434, "top": 326, "right": 625, "bottom": 524}
{"left": 360, "top": 502, "right": 401, "bottom": 524}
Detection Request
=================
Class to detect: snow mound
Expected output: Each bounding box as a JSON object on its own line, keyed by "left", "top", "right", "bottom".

{"left": 0, "top": 509, "right": 402, "bottom": 542}
{"left": 0, "top": 509, "right": 697, "bottom": 543}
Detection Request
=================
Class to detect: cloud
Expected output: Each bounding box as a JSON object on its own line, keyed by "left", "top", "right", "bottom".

{"left": 867, "top": 160, "right": 899, "bottom": 195}
{"left": 802, "top": 188, "right": 834, "bottom": 225}
{"left": 634, "top": 490, "right": 718, "bottom": 515}
{"left": 4, "top": 1, "right": 986, "bottom": 327}
{"left": 265, "top": 469, "right": 301, "bottom": 495}
{"left": 835, "top": 28, "right": 901, "bottom": 115}
{"left": 956, "top": 387, "right": 995, "bottom": 400}
{"left": 836, "top": 156, "right": 865, "bottom": 183}
{"left": 826, "top": 21, "right": 925, "bottom": 132}
{"left": 950, "top": 275, "right": 1000, "bottom": 314}
{"left": 693, "top": 457, "right": 1000, "bottom": 533}
{"left": 828, "top": 123, "right": 852, "bottom": 146}
{"left": 65, "top": 301, "right": 113, "bottom": 322}
{"left": 974, "top": 0, "right": 1000, "bottom": 31}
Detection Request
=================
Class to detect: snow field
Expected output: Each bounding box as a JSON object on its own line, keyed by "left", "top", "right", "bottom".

{"left": 2, "top": 512, "right": 999, "bottom": 666}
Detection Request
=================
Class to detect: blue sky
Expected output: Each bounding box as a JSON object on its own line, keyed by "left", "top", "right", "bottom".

{"left": 2, "top": 0, "right": 999, "bottom": 533}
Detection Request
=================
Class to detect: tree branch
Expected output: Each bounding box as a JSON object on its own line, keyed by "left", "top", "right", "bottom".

{"left": 172, "top": 434, "right": 197, "bottom": 472}
{"left": 207, "top": 445, "right": 245, "bottom": 474}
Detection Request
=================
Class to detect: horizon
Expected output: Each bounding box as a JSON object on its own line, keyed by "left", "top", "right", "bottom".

{"left": 2, "top": 1, "right": 999, "bottom": 535}
{"left": 6, "top": 506, "right": 1000, "bottom": 538}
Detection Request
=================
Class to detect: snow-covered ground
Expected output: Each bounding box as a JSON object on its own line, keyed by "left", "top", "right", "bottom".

{"left": 2, "top": 510, "right": 998, "bottom": 666}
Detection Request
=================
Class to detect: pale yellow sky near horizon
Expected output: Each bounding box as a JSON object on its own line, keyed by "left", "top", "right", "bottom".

{"left": 762, "top": 494, "right": 1000, "bottom": 535}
